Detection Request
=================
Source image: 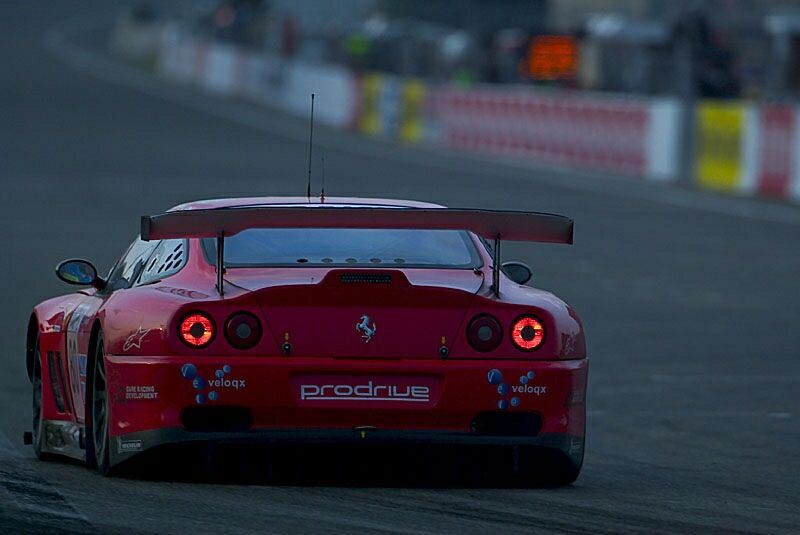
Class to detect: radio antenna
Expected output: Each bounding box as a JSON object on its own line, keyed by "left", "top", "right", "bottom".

{"left": 306, "top": 93, "right": 315, "bottom": 202}
{"left": 320, "top": 155, "right": 326, "bottom": 203}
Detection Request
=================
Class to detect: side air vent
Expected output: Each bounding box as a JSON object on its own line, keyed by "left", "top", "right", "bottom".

{"left": 47, "top": 351, "right": 66, "bottom": 412}
{"left": 339, "top": 273, "right": 392, "bottom": 284}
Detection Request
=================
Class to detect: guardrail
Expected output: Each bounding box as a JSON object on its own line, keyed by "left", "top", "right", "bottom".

{"left": 115, "top": 19, "right": 800, "bottom": 204}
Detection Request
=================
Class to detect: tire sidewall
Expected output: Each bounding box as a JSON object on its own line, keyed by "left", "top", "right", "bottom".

{"left": 86, "top": 332, "right": 112, "bottom": 475}
{"left": 31, "top": 335, "right": 46, "bottom": 459}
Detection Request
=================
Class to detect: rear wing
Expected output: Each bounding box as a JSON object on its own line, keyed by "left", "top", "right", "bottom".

{"left": 141, "top": 206, "right": 573, "bottom": 244}
{"left": 140, "top": 206, "right": 574, "bottom": 297}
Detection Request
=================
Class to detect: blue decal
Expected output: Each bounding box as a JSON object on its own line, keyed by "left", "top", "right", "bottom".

{"left": 489, "top": 369, "right": 541, "bottom": 410}
{"left": 181, "top": 363, "right": 197, "bottom": 380}
{"left": 181, "top": 363, "right": 239, "bottom": 403}
{"left": 487, "top": 369, "right": 503, "bottom": 385}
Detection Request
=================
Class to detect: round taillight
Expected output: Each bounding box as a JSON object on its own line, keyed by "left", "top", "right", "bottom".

{"left": 467, "top": 315, "right": 503, "bottom": 352}
{"left": 225, "top": 312, "right": 262, "bottom": 350}
{"left": 510, "top": 315, "right": 545, "bottom": 351}
{"left": 179, "top": 313, "right": 215, "bottom": 348}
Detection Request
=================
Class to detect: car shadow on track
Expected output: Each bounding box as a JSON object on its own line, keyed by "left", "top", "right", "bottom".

{"left": 117, "top": 443, "right": 577, "bottom": 489}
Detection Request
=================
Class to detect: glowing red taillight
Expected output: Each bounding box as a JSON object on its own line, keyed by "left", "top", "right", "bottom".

{"left": 467, "top": 315, "right": 503, "bottom": 352}
{"left": 225, "top": 312, "right": 262, "bottom": 350}
{"left": 179, "top": 313, "right": 215, "bottom": 348}
{"left": 510, "top": 315, "right": 545, "bottom": 351}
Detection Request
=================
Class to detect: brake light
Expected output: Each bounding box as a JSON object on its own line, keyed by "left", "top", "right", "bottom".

{"left": 179, "top": 313, "right": 215, "bottom": 348}
{"left": 225, "top": 312, "right": 262, "bottom": 350}
{"left": 510, "top": 315, "right": 545, "bottom": 351}
{"left": 467, "top": 315, "right": 503, "bottom": 352}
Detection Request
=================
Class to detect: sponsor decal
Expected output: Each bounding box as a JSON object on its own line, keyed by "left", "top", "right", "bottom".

{"left": 180, "top": 363, "right": 243, "bottom": 404}
{"left": 124, "top": 385, "right": 158, "bottom": 401}
{"left": 300, "top": 381, "right": 429, "bottom": 402}
{"left": 111, "top": 383, "right": 160, "bottom": 404}
{"left": 123, "top": 327, "right": 151, "bottom": 351}
{"left": 487, "top": 368, "right": 547, "bottom": 410}
{"left": 356, "top": 314, "right": 376, "bottom": 343}
{"left": 155, "top": 286, "right": 210, "bottom": 299}
{"left": 117, "top": 438, "right": 142, "bottom": 453}
{"left": 561, "top": 333, "right": 577, "bottom": 357}
{"left": 294, "top": 375, "right": 436, "bottom": 405}
{"left": 66, "top": 302, "right": 93, "bottom": 401}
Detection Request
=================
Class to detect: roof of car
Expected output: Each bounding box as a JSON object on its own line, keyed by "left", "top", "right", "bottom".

{"left": 169, "top": 197, "right": 445, "bottom": 211}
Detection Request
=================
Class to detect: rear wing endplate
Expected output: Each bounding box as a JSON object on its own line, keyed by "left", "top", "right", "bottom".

{"left": 140, "top": 206, "right": 573, "bottom": 296}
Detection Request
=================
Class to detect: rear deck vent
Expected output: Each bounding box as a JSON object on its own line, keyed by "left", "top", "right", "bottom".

{"left": 339, "top": 273, "right": 392, "bottom": 284}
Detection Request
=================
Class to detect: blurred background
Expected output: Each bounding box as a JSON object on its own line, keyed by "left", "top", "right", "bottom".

{"left": 113, "top": 0, "right": 800, "bottom": 200}
{"left": 1, "top": 1, "right": 799, "bottom": 532}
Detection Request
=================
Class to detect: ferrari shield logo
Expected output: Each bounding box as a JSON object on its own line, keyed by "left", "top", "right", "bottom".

{"left": 356, "top": 314, "right": 376, "bottom": 343}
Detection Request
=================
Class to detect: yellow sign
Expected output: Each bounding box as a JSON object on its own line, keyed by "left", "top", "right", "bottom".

{"left": 695, "top": 101, "right": 744, "bottom": 192}
{"left": 358, "top": 74, "right": 382, "bottom": 136}
{"left": 398, "top": 80, "right": 425, "bottom": 144}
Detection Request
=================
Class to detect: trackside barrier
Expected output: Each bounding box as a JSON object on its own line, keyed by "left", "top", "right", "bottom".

{"left": 434, "top": 87, "right": 680, "bottom": 180}
{"left": 695, "top": 101, "right": 800, "bottom": 201}
{"left": 117, "top": 21, "right": 800, "bottom": 203}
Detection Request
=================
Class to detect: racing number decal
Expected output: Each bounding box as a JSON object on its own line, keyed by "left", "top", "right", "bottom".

{"left": 65, "top": 301, "right": 96, "bottom": 421}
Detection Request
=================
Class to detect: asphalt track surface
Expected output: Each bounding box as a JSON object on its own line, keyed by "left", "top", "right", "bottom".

{"left": 2, "top": 2, "right": 800, "bottom": 534}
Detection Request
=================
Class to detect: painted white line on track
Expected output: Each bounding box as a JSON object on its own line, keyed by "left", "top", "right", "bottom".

{"left": 43, "top": 15, "right": 800, "bottom": 226}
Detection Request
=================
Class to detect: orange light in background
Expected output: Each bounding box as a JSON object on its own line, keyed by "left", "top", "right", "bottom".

{"left": 527, "top": 35, "right": 578, "bottom": 80}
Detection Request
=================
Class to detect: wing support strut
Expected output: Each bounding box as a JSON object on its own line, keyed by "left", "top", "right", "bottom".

{"left": 492, "top": 234, "right": 501, "bottom": 298}
{"left": 216, "top": 232, "right": 225, "bottom": 297}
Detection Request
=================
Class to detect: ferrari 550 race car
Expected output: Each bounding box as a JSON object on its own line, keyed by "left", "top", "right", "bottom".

{"left": 25, "top": 197, "right": 587, "bottom": 485}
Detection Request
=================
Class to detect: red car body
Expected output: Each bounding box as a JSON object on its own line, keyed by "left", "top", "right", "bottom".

{"left": 26, "top": 197, "right": 588, "bottom": 483}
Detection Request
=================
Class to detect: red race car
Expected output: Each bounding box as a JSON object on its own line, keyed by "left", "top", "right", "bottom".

{"left": 25, "top": 197, "right": 588, "bottom": 484}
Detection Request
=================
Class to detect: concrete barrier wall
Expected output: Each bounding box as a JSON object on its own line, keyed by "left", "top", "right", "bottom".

{"left": 122, "top": 22, "right": 800, "bottom": 203}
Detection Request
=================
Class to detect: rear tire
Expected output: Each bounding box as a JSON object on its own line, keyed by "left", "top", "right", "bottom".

{"left": 87, "top": 332, "right": 114, "bottom": 476}
{"left": 31, "top": 335, "right": 53, "bottom": 461}
{"left": 514, "top": 444, "right": 583, "bottom": 487}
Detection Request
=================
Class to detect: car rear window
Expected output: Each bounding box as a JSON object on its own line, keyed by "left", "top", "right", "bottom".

{"left": 202, "top": 228, "right": 481, "bottom": 269}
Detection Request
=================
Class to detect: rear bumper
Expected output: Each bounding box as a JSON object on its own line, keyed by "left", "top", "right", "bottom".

{"left": 105, "top": 355, "right": 587, "bottom": 468}
{"left": 110, "top": 428, "right": 584, "bottom": 469}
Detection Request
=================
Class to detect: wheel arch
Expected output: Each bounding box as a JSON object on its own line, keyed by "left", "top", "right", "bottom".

{"left": 26, "top": 313, "right": 39, "bottom": 382}
{"left": 84, "top": 318, "right": 104, "bottom": 468}
{"left": 87, "top": 319, "right": 103, "bottom": 367}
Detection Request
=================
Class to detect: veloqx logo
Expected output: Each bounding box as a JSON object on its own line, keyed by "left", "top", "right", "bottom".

{"left": 180, "top": 363, "right": 245, "bottom": 404}
{"left": 487, "top": 368, "right": 547, "bottom": 410}
{"left": 300, "top": 380, "right": 429, "bottom": 402}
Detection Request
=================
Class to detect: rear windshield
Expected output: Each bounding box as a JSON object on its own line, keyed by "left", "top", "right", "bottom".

{"left": 202, "top": 228, "right": 481, "bottom": 269}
